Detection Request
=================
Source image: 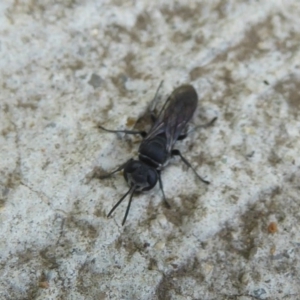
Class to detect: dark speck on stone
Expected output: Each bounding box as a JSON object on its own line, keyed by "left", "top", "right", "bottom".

{"left": 46, "top": 122, "right": 56, "bottom": 128}
{"left": 253, "top": 288, "right": 267, "bottom": 299}
{"left": 2, "top": 187, "right": 9, "bottom": 197}
{"left": 88, "top": 73, "right": 103, "bottom": 89}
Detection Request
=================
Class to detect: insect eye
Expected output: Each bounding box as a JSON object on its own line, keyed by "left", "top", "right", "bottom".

{"left": 124, "top": 160, "right": 140, "bottom": 173}
{"left": 146, "top": 169, "right": 157, "bottom": 188}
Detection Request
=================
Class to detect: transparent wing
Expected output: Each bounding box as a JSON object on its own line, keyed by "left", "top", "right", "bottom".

{"left": 145, "top": 85, "right": 198, "bottom": 152}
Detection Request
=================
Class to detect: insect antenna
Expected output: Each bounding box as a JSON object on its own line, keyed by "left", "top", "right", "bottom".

{"left": 107, "top": 185, "right": 134, "bottom": 218}
{"left": 122, "top": 185, "right": 136, "bottom": 226}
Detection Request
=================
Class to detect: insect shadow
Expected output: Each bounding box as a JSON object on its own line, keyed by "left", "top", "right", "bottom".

{"left": 94, "top": 82, "right": 216, "bottom": 225}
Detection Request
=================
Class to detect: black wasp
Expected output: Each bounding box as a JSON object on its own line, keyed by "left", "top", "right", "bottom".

{"left": 96, "top": 83, "right": 216, "bottom": 225}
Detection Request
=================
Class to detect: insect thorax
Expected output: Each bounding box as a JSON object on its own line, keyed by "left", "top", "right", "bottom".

{"left": 138, "top": 135, "right": 168, "bottom": 169}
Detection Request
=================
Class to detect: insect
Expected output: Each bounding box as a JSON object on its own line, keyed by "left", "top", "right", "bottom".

{"left": 96, "top": 83, "right": 216, "bottom": 225}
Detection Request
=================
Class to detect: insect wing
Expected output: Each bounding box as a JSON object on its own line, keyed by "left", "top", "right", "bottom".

{"left": 143, "top": 105, "right": 168, "bottom": 141}
{"left": 145, "top": 85, "right": 198, "bottom": 147}
{"left": 164, "top": 85, "right": 198, "bottom": 151}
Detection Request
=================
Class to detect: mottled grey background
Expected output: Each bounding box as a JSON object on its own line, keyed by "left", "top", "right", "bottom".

{"left": 0, "top": 1, "right": 300, "bottom": 299}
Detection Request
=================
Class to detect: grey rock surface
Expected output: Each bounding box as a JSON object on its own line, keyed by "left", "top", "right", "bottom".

{"left": 0, "top": 1, "right": 300, "bottom": 299}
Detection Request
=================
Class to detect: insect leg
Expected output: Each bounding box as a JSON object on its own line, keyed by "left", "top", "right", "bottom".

{"left": 93, "top": 160, "right": 131, "bottom": 179}
{"left": 171, "top": 149, "right": 210, "bottom": 184}
{"left": 177, "top": 133, "right": 188, "bottom": 141}
{"left": 99, "top": 125, "right": 147, "bottom": 138}
{"left": 177, "top": 117, "right": 218, "bottom": 140}
{"left": 190, "top": 116, "right": 217, "bottom": 131}
{"left": 149, "top": 81, "right": 164, "bottom": 122}
{"left": 157, "top": 171, "right": 171, "bottom": 208}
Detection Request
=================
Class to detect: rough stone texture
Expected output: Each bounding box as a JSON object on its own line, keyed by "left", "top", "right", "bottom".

{"left": 0, "top": 1, "right": 300, "bottom": 299}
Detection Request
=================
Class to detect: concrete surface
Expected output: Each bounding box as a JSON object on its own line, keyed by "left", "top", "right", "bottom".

{"left": 0, "top": 0, "right": 300, "bottom": 299}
